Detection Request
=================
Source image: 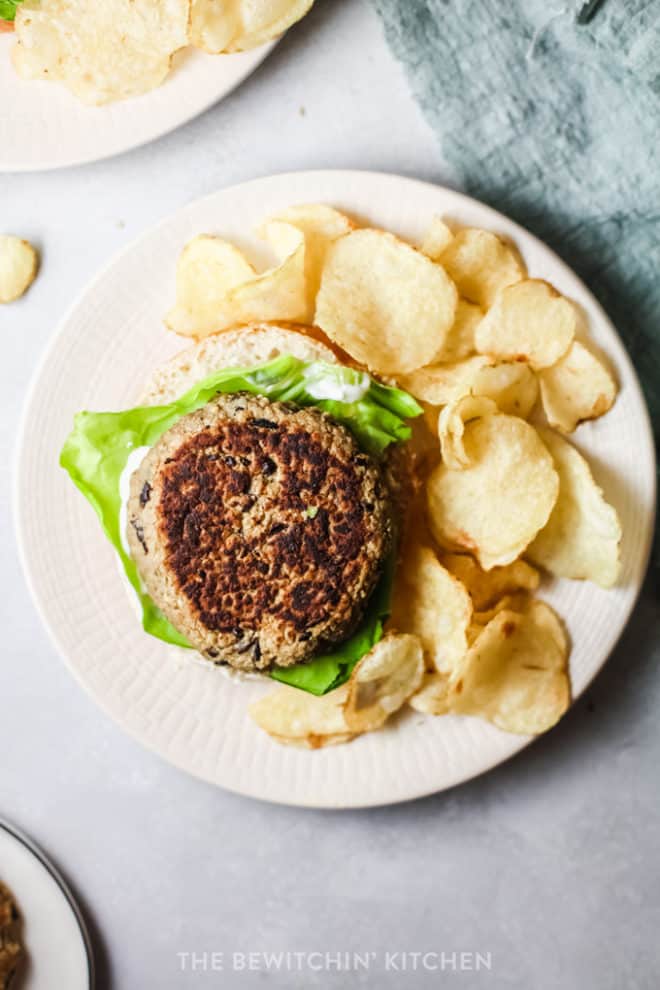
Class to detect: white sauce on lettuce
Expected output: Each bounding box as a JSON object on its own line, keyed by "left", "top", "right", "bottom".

{"left": 306, "top": 373, "right": 370, "bottom": 404}
{"left": 118, "top": 445, "right": 152, "bottom": 556}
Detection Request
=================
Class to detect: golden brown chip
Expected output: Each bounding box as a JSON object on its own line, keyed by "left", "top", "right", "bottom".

{"left": 539, "top": 340, "right": 617, "bottom": 433}
{"left": 191, "top": 0, "right": 240, "bottom": 52}
{"left": 166, "top": 223, "right": 307, "bottom": 338}
{"left": 475, "top": 279, "right": 577, "bottom": 370}
{"left": 0, "top": 235, "right": 38, "bottom": 304}
{"left": 14, "top": 0, "right": 190, "bottom": 104}
{"left": 409, "top": 671, "right": 452, "bottom": 716}
{"left": 249, "top": 683, "right": 352, "bottom": 747}
{"left": 398, "top": 356, "right": 537, "bottom": 419}
{"left": 438, "top": 227, "right": 526, "bottom": 307}
{"left": 344, "top": 634, "right": 424, "bottom": 732}
{"left": 390, "top": 541, "right": 472, "bottom": 679}
{"left": 267, "top": 204, "right": 355, "bottom": 321}
{"left": 420, "top": 216, "right": 454, "bottom": 259}
{"left": 436, "top": 298, "right": 483, "bottom": 362}
{"left": 227, "top": 0, "right": 314, "bottom": 51}
{"left": 315, "top": 228, "right": 458, "bottom": 374}
{"left": 527, "top": 428, "right": 622, "bottom": 587}
{"left": 448, "top": 601, "right": 570, "bottom": 735}
{"left": 440, "top": 553, "right": 540, "bottom": 611}
{"left": 426, "top": 413, "right": 559, "bottom": 569}
{"left": 438, "top": 395, "right": 498, "bottom": 469}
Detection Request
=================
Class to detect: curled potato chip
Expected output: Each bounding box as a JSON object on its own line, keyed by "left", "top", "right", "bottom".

{"left": 398, "top": 356, "right": 492, "bottom": 406}
{"left": 0, "top": 235, "right": 38, "bottom": 304}
{"left": 448, "top": 602, "right": 570, "bottom": 735}
{"left": 472, "top": 592, "right": 534, "bottom": 626}
{"left": 399, "top": 356, "right": 538, "bottom": 419}
{"left": 440, "top": 553, "right": 540, "bottom": 611}
{"left": 390, "top": 542, "right": 472, "bottom": 679}
{"left": 165, "top": 235, "right": 255, "bottom": 337}
{"left": 344, "top": 634, "right": 424, "bottom": 732}
{"left": 14, "top": 0, "right": 190, "bottom": 105}
{"left": 476, "top": 279, "right": 576, "bottom": 370}
{"left": 409, "top": 672, "right": 452, "bottom": 716}
{"left": 436, "top": 298, "right": 483, "bottom": 362}
{"left": 527, "top": 428, "right": 622, "bottom": 587}
{"left": 227, "top": 0, "right": 314, "bottom": 51}
{"left": 539, "top": 341, "right": 617, "bottom": 433}
{"left": 439, "top": 228, "right": 526, "bottom": 307}
{"left": 315, "top": 228, "right": 458, "bottom": 374}
{"left": 438, "top": 395, "right": 498, "bottom": 469}
{"left": 420, "top": 216, "right": 454, "bottom": 259}
{"left": 166, "top": 223, "right": 307, "bottom": 338}
{"left": 267, "top": 204, "right": 355, "bottom": 321}
{"left": 250, "top": 683, "right": 351, "bottom": 747}
{"left": 426, "top": 413, "right": 559, "bottom": 570}
{"left": 191, "top": 0, "right": 240, "bottom": 52}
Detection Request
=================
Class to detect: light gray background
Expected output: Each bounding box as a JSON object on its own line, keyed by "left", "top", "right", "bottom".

{"left": 1, "top": 2, "right": 659, "bottom": 988}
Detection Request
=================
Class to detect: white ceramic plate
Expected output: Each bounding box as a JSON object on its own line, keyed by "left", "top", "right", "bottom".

{"left": 0, "top": 33, "right": 274, "bottom": 172}
{"left": 0, "top": 820, "right": 93, "bottom": 988}
{"left": 15, "top": 171, "right": 656, "bottom": 808}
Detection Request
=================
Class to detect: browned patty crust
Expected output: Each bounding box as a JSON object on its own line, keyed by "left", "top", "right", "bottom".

{"left": 128, "top": 394, "right": 394, "bottom": 670}
{"left": 0, "top": 882, "right": 23, "bottom": 990}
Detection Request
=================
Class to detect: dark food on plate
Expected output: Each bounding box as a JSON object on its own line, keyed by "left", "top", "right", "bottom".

{"left": 0, "top": 882, "right": 23, "bottom": 990}
{"left": 128, "top": 393, "right": 394, "bottom": 670}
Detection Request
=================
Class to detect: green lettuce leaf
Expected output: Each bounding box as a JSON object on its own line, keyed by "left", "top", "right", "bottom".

{"left": 60, "top": 354, "right": 421, "bottom": 694}
{"left": 0, "top": 0, "right": 21, "bottom": 21}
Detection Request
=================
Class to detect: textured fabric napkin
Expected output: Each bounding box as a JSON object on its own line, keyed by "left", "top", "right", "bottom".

{"left": 371, "top": 0, "right": 659, "bottom": 564}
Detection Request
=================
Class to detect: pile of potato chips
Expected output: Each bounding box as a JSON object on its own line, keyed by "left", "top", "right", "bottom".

{"left": 164, "top": 203, "right": 622, "bottom": 749}
{"left": 12, "top": 0, "right": 314, "bottom": 104}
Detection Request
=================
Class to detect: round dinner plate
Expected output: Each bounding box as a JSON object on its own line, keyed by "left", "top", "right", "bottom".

{"left": 0, "top": 820, "right": 93, "bottom": 988}
{"left": 15, "top": 171, "right": 656, "bottom": 808}
{"left": 0, "top": 34, "right": 274, "bottom": 172}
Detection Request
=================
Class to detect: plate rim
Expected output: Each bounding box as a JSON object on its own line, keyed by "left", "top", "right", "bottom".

{"left": 13, "top": 169, "right": 658, "bottom": 808}
{"left": 0, "top": 40, "right": 275, "bottom": 173}
{"left": 0, "top": 818, "right": 95, "bottom": 987}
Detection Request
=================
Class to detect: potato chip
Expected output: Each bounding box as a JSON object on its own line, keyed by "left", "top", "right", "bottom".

{"left": 14, "top": 0, "right": 190, "bottom": 105}
{"left": 539, "top": 341, "right": 617, "bottom": 433}
{"left": 426, "top": 413, "right": 559, "bottom": 569}
{"left": 399, "top": 356, "right": 538, "bottom": 419}
{"left": 527, "top": 428, "right": 621, "bottom": 587}
{"left": 472, "top": 592, "right": 533, "bottom": 626}
{"left": 250, "top": 683, "right": 351, "bottom": 747}
{"left": 438, "top": 395, "right": 498, "bottom": 469}
{"left": 165, "top": 235, "right": 255, "bottom": 337}
{"left": 409, "top": 672, "right": 451, "bottom": 716}
{"left": 436, "top": 298, "right": 483, "bottom": 362}
{"left": 440, "top": 553, "right": 540, "bottom": 611}
{"left": 476, "top": 279, "right": 576, "bottom": 370}
{"left": 166, "top": 223, "right": 307, "bottom": 338}
{"left": 226, "top": 0, "right": 314, "bottom": 51}
{"left": 398, "top": 356, "right": 492, "bottom": 406}
{"left": 191, "top": 0, "right": 240, "bottom": 53}
{"left": 315, "top": 228, "right": 458, "bottom": 374}
{"left": 390, "top": 542, "right": 472, "bottom": 679}
{"left": 0, "top": 235, "right": 38, "bottom": 304}
{"left": 420, "top": 216, "right": 454, "bottom": 259}
{"left": 267, "top": 204, "right": 355, "bottom": 321}
{"left": 344, "top": 634, "right": 424, "bottom": 732}
{"left": 438, "top": 227, "right": 526, "bottom": 307}
{"left": 448, "top": 602, "right": 570, "bottom": 735}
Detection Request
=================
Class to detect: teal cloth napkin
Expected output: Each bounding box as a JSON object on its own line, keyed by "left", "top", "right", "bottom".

{"left": 371, "top": 0, "right": 660, "bottom": 569}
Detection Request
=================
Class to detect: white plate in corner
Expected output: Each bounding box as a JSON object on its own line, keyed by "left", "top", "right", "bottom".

{"left": 0, "top": 820, "right": 93, "bottom": 989}
{"left": 0, "top": 34, "right": 275, "bottom": 172}
{"left": 14, "top": 171, "right": 656, "bottom": 807}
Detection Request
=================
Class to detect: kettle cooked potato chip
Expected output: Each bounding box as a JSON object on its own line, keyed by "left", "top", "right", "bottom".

{"left": 315, "top": 229, "right": 458, "bottom": 374}
{"left": 527, "top": 428, "right": 622, "bottom": 587}
{"left": 539, "top": 340, "right": 617, "bottom": 433}
{"left": 0, "top": 235, "right": 38, "bottom": 304}
{"left": 250, "top": 683, "right": 352, "bottom": 748}
{"left": 476, "top": 279, "right": 577, "bottom": 370}
{"left": 438, "top": 227, "right": 526, "bottom": 307}
{"left": 344, "top": 634, "right": 424, "bottom": 732}
{"left": 448, "top": 602, "right": 570, "bottom": 735}
{"left": 426, "top": 413, "right": 559, "bottom": 570}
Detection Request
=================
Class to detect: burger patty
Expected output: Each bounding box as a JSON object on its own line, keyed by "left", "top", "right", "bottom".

{"left": 127, "top": 393, "right": 394, "bottom": 670}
